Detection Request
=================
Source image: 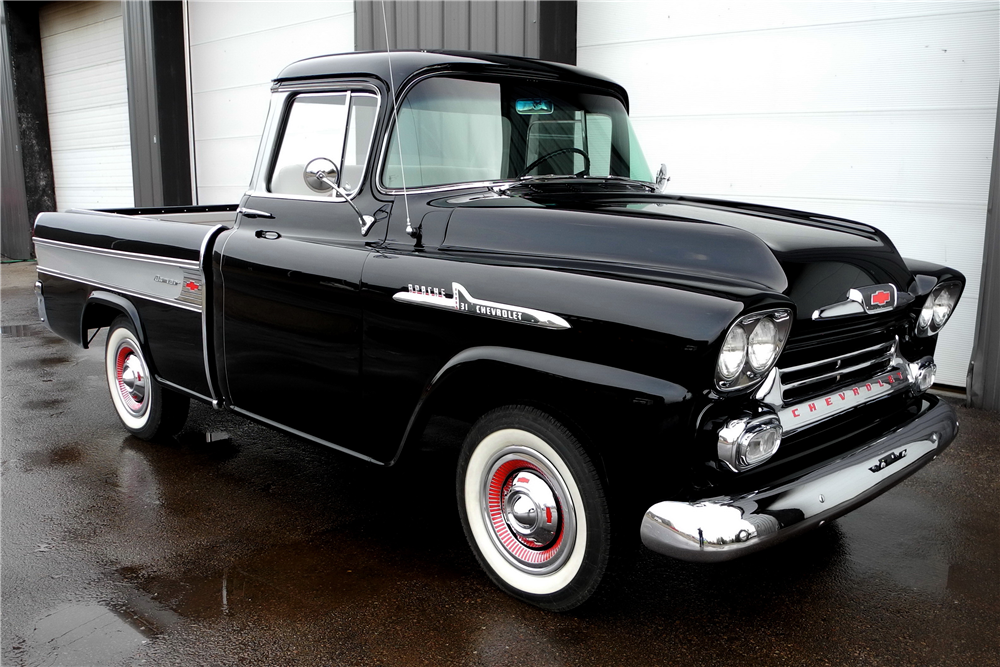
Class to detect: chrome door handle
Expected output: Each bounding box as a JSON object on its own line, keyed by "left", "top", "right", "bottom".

{"left": 239, "top": 207, "right": 275, "bottom": 219}
{"left": 254, "top": 230, "right": 281, "bottom": 240}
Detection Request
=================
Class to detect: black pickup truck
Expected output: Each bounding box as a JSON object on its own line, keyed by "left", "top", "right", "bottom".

{"left": 33, "top": 51, "right": 964, "bottom": 611}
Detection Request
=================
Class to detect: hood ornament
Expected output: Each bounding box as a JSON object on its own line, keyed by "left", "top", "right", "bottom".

{"left": 813, "top": 283, "right": 904, "bottom": 320}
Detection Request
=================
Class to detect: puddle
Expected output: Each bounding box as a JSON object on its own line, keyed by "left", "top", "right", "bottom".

{"left": 121, "top": 541, "right": 400, "bottom": 621}
{"left": 23, "top": 445, "right": 85, "bottom": 469}
{"left": 13, "top": 603, "right": 151, "bottom": 667}
{"left": 1, "top": 323, "right": 44, "bottom": 338}
{"left": 22, "top": 397, "right": 66, "bottom": 411}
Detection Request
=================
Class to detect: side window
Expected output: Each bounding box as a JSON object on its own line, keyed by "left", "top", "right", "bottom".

{"left": 269, "top": 91, "right": 378, "bottom": 197}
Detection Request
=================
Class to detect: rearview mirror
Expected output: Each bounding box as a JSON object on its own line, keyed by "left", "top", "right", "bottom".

{"left": 304, "top": 157, "right": 340, "bottom": 193}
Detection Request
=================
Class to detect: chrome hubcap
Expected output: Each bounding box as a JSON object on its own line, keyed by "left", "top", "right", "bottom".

{"left": 114, "top": 342, "right": 148, "bottom": 416}
{"left": 482, "top": 446, "right": 576, "bottom": 574}
{"left": 121, "top": 355, "right": 146, "bottom": 404}
{"left": 503, "top": 471, "right": 559, "bottom": 548}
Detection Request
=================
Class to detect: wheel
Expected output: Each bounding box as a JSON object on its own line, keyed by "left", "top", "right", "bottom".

{"left": 518, "top": 147, "right": 591, "bottom": 177}
{"left": 105, "top": 316, "right": 189, "bottom": 440}
{"left": 456, "top": 406, "right": 610, "bottom": 611}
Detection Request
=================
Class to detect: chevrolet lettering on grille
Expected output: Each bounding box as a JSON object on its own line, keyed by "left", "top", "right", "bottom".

{"left": 777, "top": 368, "right": 910, "bottom": 433}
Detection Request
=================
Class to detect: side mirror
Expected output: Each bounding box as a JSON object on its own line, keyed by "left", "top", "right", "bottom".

{"left": 304, "top": 157, "right": 340, "bottom": 193}
{"left": 656, "top": 163, "right": 670, "bottom": 193}
{"left": 302, "top": 157, "right": 377, "bottom": 236}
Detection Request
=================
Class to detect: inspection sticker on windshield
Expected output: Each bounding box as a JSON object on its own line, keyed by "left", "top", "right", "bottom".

{"left": 516, "top": 99, "right": 554, "bottom": 115}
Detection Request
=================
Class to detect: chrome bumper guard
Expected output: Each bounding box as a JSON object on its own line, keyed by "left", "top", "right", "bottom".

{"left": 640, "top": 398, "right": 958, "bottom": 562}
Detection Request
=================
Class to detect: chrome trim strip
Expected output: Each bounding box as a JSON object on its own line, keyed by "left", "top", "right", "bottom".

{"left": 641, "top": 399, "right": 958, "bottom": 563}
{"left": 33, "top": 237, "right": 200, "bottom": 269}
{"left": 392, "top": 282, "right": 571, "bottom": 330}
{"left": 230, "top": 406, "right": 380, "bottom": 464}
{"left": 198, "top": 225, "right": 225, "bottom": 403}
{"left": 155, "top": 375, "right": 217, "bottom": 408}
{"left": 779, "top": 340, "right": 894, "bottom": 375}
{"left": 760, "top": 338, "right": 913, "bottom": 435}
{"left": 781, "top": 351, "right": 894, "bottom": 391}
{"left": 37, "top": 268, "right": 202, "bottom": 313}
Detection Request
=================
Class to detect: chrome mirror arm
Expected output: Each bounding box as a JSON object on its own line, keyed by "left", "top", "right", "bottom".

{"left": 312, "top": 170, "right": 378, "bottom": 237}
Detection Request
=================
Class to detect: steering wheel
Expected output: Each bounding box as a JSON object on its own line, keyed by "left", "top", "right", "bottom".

{"left": 518, "top": 147, "right": 591, "bottom": 177}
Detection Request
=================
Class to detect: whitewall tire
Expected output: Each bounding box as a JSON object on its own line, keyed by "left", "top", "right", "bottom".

{"left": 105, "top": 316, "right": 189, "bottom": 440}
{"left": 457, "top": 406, "right": 610, "bottom": 611}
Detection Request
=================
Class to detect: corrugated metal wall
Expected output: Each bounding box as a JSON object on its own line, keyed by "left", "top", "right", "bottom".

{"left": 578, "top": 1, "right": 1000, "bottom": 387}
{"left": 1, "top": 1, "right": 32, "bottom": 259}
{"left": 355, "top": 0, "right": 540, "bottom": 58}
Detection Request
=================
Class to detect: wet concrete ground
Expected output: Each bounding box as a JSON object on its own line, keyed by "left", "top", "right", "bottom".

{"left": 2, "top": 260, "right": 999, "bottom": 667}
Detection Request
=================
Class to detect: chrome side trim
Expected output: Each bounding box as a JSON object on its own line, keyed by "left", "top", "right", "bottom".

{"left": 230, "top": 406, "right": 380, "bottom": 465}
{"left": 641, "top": 399, "right": 958, "bottom": 563}
{"left": 34, "top": 236, "right": 208, "bottom": 313}
{"left": 34, "top": 237, "right": 200, "bottom": 269}
{"left": 37, "top": 268, "right": 201, "bottom": 313}
{"left": 393, "top": 282, "right": 571, "bottom": 330}
{"left": 198, "top": 225, "right": 225, "bottom": 403}
{"left": 155, "top": 375, "right": 217, "bottom": 408}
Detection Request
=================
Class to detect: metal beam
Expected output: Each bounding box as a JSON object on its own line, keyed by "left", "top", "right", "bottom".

{"left": 967, "top": 86, "right": 1000, "bottom": 412}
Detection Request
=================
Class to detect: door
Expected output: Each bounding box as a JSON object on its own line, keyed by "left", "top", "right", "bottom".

{"left": 219, "top": 89, "right": 382, "bottom": 454}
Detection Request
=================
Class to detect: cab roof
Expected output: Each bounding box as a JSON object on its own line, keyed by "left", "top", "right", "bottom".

{"left": 274, "top": 50, "right": 629, "bottom": 109}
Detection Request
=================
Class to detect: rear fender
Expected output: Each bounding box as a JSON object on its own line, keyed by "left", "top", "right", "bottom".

{"left": 82, "top": 291, "right": 145, "bottom": 348}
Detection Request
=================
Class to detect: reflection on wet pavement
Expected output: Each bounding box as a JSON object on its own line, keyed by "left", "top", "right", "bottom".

{"left": 13, "top": 603, "right": 150, "bottom": 667}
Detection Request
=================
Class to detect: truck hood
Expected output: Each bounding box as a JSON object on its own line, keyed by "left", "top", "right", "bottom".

{"left": 437, "top": 190, "right": 914, "bottom": 320}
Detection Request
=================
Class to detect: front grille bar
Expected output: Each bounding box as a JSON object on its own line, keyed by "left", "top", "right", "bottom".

{"left": 780, "top": 339, "right": 895, "bottom": 375}
{"left": 758, "top": 337, "right": 912, "bottom": 436}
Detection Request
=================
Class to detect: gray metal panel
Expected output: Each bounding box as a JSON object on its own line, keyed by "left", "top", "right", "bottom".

{"left": 122, "top": 0, "right": 163, "bottom": 208}
{"left": 355, "top": 0, "right": 374, "bottom": 52}
{"left": 443, "top": 1, "right": 470, "bottom": 51}
{"left": 1, "top": 1, "right": 32, "bottom": 259}
{"left": 418, "top": 1, "right": 444, "bottom": 50}
{"left": 356, "top": 1, "right": 542, "bottom": 58}
{"left": 470, "top": 1, "right": 497, "bottom": 53}
{"left": 968, "top": 86, "right": 1000, "bottom": 412}
{"left": 394, "top": 0, "right": 419, "bottom": 49}
{"left": 497, "top": 1, "right": 526, "bottom": 56}
{"left": 524, "top": 0, "right": 540, "bottom": 58}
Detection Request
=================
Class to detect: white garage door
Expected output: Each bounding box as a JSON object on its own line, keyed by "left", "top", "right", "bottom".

{"left": 40, "top": 1, "right": 134, "bottom": 211}
{"left": 579, "top": 1, "right": 1000, "bottom": 387}
{"left": 186, "top": 1, "right": 355, "bottom": 205}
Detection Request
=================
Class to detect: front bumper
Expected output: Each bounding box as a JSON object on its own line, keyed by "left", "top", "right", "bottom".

{"left": 640, "top": 397, "right": 958, "bottom": 562}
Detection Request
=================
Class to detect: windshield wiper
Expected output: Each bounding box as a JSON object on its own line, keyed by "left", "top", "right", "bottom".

{"left": 492, "top": 175, "right": 657, "bottom": 194}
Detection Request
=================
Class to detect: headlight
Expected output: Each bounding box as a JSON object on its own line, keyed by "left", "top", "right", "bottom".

{"left": 718, "top": 326, "right": 747, "bottom": 380}
{"left": 916, "top": 281, "right": 962, "bottom": 337}
{"left": 748, "top": 317, "right": 778, "bottom": 371}
{"left": 715, "top": 309, "right": 793, "bottom": 392}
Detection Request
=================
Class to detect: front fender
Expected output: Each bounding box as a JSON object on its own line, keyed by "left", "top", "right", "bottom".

{"left": 388, "top": 346, "right": 693, "bottom": 467}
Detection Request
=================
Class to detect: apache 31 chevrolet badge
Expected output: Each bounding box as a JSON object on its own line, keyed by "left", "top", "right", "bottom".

{"left": 393, "top": 283, "right": 571, "bottom": 330}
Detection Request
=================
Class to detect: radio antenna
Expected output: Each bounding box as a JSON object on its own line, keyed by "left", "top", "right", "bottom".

{"left": 380, "top": 0, "right": 414, "bottom": 237}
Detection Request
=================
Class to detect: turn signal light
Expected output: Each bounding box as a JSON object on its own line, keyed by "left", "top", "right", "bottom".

{"left": 717, "top": 415, "right": 783, "bottom": 472}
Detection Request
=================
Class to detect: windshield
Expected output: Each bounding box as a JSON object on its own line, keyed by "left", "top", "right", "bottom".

{"left": 382, "top": 76, "right": 652, "bottom": 190}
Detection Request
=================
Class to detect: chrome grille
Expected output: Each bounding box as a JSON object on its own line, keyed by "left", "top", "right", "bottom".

{"left": 778, "top": 339, "right": 896, "bottom": 404}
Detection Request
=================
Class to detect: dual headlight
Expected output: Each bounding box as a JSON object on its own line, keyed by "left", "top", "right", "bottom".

{"left": 916, "top": 281, "right": 962, "bottom": 337}
{"left": 715, "top": 309, "right": 793, "bottom": 392}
